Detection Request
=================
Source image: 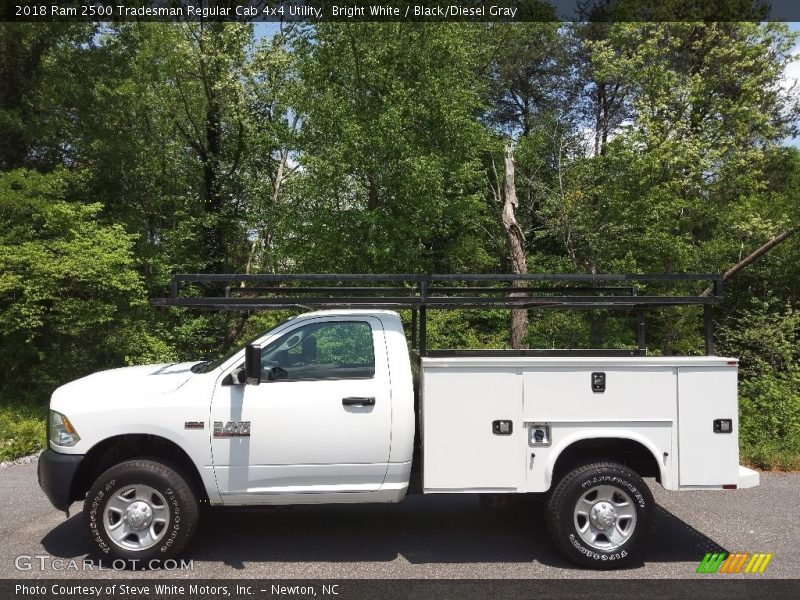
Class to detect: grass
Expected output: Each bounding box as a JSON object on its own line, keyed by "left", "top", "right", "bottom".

{"left": 0, "top": 402, "right": 46, "bottom": 462}
{"left": 741, "top": 441, "right": 800, "bottom": 471}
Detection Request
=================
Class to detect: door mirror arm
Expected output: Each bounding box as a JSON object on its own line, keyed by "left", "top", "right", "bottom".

{"left": 231, "top": 366, "right": 246, "bottom": 385}
{"left": 222, "top": 366, "right": 247, "bottom": 386}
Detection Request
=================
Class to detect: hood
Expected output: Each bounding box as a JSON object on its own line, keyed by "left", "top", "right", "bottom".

{"left": 53, "top": 362, "right": 198, "bottom": 401}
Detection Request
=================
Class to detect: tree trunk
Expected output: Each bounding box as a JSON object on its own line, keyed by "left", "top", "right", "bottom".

{"left": 589, "top": 312, "right": 607, "bottom": 347}
{"left": 367, "top": 172, "right": 380, "bottom": 210}
{"left": 501, "top": 144, "right": 529, "bottom": 349}
{"left": 202, "top": 101, "right": 225, "bottom": 272}
{"left": 594, "top": 83, "right": 605, "bottom": 158}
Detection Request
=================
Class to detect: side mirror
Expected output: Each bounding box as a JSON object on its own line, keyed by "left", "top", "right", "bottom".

{"left": 245, "top": 344, "right": 261, "bottom": 385}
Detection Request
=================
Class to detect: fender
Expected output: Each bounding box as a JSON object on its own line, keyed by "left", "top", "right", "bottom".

{"left": 80, "top": 424, "right": 220, "bottom": 504}
{"left": 545, "top": 428, "right": 670, "bottom": 490}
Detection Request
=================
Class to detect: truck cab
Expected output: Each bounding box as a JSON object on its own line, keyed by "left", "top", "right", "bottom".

{"left": 207, "top": 311, "right": 414, "bottom": 503}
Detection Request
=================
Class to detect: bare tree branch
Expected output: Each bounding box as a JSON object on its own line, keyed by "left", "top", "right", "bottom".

{"left": 700, "top": 225, "right": 799, "bottom": 296}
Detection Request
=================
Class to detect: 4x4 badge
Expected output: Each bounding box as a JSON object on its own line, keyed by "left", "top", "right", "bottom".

{"left": 213, "top": 421, "right": 251, "bottom": 437}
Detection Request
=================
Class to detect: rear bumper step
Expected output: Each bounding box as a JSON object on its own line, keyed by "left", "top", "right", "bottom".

{"left": 737, "top": 465, "right": 760, "bottom": 489}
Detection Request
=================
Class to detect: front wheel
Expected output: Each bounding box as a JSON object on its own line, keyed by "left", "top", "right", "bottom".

{"left": 546, "top": 461, "right": 654, "bottom": 569}
{"left": 84, "top": 459, "right": 198, "bottom": 566}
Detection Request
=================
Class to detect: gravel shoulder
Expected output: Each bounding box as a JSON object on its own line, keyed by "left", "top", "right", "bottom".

{"left": 0, "top": 451, "right": 40, "bottom": 469}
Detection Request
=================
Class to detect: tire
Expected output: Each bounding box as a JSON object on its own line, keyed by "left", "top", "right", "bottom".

{"left": 546, "top": 461, "right": 654, "bottom": 569}
{"left": 84, "top": 459, "right": 198, "bottom": 566}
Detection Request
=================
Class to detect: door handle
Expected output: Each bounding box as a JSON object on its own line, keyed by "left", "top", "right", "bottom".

{"left": 342, "top": 396, "right": 375, "bottom": 406}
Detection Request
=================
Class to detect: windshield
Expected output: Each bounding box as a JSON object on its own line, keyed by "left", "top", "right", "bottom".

{"left": 195, "top": 319, "right": 295, "bottom": 373}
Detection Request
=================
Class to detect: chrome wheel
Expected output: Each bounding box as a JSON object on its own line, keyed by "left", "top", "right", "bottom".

{"left": 103, "top": 484, "right": 170, "bottom": 551}
{"left": 573, "top": 484, "right": 637, "bottom": 551}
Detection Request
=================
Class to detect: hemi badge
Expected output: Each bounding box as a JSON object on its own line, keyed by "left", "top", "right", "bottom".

{"left": 184, "top": 421, "right": 205, "bottom": 430}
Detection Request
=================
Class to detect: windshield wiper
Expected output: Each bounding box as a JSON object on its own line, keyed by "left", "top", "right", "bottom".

{"left": 190, "top": 360, "right": 211, "bottom": 373}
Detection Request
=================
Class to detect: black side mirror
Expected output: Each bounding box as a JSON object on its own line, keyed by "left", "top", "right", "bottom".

{"left": 245, "top": 344, "right": 261, "bottom": 385}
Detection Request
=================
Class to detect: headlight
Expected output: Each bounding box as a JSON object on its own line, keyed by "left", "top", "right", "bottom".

{"left": 49, "top": 410, "right": 80, "bottom": 447}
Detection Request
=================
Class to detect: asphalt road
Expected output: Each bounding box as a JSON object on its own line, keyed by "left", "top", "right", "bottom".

{"left": 1, "top": 459, "right": 796, "bottom": 579}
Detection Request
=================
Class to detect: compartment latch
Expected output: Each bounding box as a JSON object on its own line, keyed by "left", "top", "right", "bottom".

{"left": 591, "top": 372, "right": 606, "bottom": 393}
{"left": 713, "top": 419, "right": 732, "bottom": 434}
{"left": 492, "top": 420, "right": 513, "bottom": 435}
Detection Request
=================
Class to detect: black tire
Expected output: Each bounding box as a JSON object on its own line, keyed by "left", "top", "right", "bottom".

{"left": 84, "top": 459, "right": 198, "bottom": 567}
{"left": 546, "top": 461, "right": 654, "bottom": 569}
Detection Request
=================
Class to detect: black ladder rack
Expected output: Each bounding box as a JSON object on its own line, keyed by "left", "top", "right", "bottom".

{"left": 151, "top": 273, "right": 724, "bottom": 356}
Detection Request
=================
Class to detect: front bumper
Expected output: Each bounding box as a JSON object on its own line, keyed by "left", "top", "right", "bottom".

{"left": 37, "top": 448, "right": 84, "bottom": 512}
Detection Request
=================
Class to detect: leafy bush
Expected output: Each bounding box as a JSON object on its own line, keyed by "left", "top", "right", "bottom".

{"left": 718, "top": 304, "right": 800, "bottom": 470}
{"left": 0, "top": 169, "right": 166, "bottom": 404}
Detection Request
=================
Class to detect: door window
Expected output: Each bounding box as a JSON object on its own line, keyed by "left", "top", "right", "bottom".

{"left": 260, "top": 321, "right": 375, "bottom": 381}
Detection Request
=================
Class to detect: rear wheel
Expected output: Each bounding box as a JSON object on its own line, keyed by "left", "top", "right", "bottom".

{"left": 546, "top": 461, "right": 654, "bottom": 568}
{"left": 84, "top": 459, "right": 198, "bottom": 566}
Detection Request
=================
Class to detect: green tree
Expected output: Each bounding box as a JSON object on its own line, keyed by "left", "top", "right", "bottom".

{"left": 83, "top": 23, "right": 256, "bottom": 275}
{"left": 577, "top": 23, "right": 796, "bottom": 276}
{"left": 74, "top": 24, "right": 300, "bottom": 350}
{"left": 0, "top": 23, "right": 96, "bottom": 170}
{"left": 287, "top": 23, "right": 497, "bottom": 273}
{"left": 0, "top": 169, "right": 170, "bottom": 402}
{"left": 238, "top": 27, "right": 301, "bottom": 275}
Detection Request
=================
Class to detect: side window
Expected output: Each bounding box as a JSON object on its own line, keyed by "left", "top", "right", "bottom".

{"left": 260, "top": 321, "right": 375, "bottom": 381}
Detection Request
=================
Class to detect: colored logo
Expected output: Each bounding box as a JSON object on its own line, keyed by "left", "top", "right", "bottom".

{"left": 697, "top": 552, "right": 773, "bottom": 574}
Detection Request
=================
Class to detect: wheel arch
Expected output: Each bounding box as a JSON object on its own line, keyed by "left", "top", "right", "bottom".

{"left": 546, "top": 431, "right": 665, "bottom": 490}
{"left": 71, "top": 434, "right": 210, "bottom": 506}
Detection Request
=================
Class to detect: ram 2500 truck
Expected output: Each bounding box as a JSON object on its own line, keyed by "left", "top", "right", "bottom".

{"left": 38, "top": 274, "right": 760, "bottom": 569}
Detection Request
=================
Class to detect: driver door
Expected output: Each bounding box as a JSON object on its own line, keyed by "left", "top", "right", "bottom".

{"left": 210, "top": 316, "right": 392, "bottom": 503}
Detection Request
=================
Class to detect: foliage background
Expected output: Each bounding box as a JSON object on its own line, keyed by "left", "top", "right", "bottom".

{"left": 0, "top": 18, "right": 797, "bottom": 466}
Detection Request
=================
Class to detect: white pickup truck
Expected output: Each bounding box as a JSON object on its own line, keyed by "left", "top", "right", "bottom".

{"left": 39, "top": 302, "right": 759, "bottom": 569}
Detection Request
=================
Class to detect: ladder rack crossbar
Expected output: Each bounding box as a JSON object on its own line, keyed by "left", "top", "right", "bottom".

{"left": 152, "top": 273, "right": 724, "bottom": 356}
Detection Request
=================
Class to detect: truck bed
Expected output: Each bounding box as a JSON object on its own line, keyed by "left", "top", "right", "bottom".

{"left": 417, "top": 353, "right": 741, "bottom": 494}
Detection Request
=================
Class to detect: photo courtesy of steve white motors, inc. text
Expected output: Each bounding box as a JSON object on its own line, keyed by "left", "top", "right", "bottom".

{"left": 14, "top": 583, "right": 337, "bottom": 597}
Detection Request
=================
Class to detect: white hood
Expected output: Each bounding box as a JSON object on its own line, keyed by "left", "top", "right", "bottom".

{"left": 53, "top": 362, "right": 198, "bottom": 402}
